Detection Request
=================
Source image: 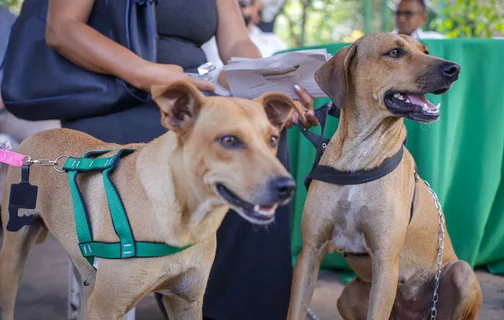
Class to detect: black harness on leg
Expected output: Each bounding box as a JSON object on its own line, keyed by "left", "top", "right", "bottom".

{"left": 296, "top": 102, "right": 418, "bottom": 224}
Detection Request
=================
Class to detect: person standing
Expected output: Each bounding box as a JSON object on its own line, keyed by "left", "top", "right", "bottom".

{"left": 392, "top": 0, "right": 444, "bottom": 39}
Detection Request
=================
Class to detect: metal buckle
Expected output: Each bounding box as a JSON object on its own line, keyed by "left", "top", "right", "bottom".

{"left": 24, "top": 154, "right": 71, "bottom": 173}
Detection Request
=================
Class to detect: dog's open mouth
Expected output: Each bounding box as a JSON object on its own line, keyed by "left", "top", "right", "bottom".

{"left": 216, "top": 183, "right": 277, "bottom": 224}
{"left": 384, "top": 88, "right": 449, "bottom": 122}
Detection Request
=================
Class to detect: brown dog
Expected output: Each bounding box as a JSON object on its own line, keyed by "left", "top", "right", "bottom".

{"left": 0, "top": 80, "right": 305, "bottom": 320}
{"left": 287, "top": 33, "right": 482, "bottom": 320}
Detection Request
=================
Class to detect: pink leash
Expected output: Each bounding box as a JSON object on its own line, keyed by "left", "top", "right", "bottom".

{"left": 0, "top": 141, "right": 26, "bottom": 167}
{"left": 0, "top": 150, "right": 26, "bottom": 167}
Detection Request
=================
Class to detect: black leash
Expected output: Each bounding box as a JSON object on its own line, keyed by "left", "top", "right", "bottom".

{"left": 296, "top": 102, "right": 339, "bottom": 186}
{"left": 295, "top": 102, "right": 417, "bottom": 224}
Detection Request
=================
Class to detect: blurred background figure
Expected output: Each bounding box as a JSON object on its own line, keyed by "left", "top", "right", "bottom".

{"left": 256, "top": 0, "right": 286, "bottom": 33}
{"left": 392, "top": 0, "right": 444, "bottom": 39}
{"left": 202, "top": 0, "right": 288, "bottom": 96}
{"left": 242, "top": 0, "right": 288, "bottom": 57}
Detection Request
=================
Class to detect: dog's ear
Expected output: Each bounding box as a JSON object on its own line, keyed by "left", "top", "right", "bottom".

{"left": 254, "top": 92, "right": 306, "bottom": 130}
{"left": 151, "top": 80, "right": 206, "bottom": 133}
{"left": 314, "top": 42, "right": 358, "bottom": 109}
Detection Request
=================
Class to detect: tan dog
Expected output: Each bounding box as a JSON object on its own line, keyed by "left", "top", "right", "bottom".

{"left": 0, "top": 80, "right": 305, "bottom": 320}
{"left": 287, "top": 33, "right": 482, "bottom": 320}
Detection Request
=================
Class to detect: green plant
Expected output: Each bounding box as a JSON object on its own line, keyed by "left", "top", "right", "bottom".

{"left": 0, "top": 0, "right": 22, "bottom": 14}
{"left": 276, "top": 0, "right": 362, "bottom": 47}
{"left": 431, "top": 0, "right": 504, "bottom": 38}
{"left": 0, "top": 0, "right": 20, "bottom": 8}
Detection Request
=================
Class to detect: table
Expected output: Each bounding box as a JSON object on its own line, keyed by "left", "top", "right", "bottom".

{"left": 285, "top": 39, "right": 504, "bottom": 275}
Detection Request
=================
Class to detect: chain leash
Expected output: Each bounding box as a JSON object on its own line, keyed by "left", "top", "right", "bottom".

{"left": 423, "top": 179, "right": 445, "bottom": 320}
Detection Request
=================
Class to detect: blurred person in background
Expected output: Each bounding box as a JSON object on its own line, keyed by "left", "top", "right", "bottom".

{"left": 243, "top": 0, "right": 288, "bottom": 58}
{"left": 256, "top": 0, "right": 286, "bottom": 33}
{"left": 202, "top": 0, "right": 288, "bottom": 95}
{"left": 392, "top": 0, "right": 444, "bottom": 39}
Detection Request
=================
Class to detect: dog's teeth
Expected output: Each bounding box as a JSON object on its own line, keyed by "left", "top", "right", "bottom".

{"left": 254, "top": 204, "right": 274, "bottom": 216}
{"left": 423, "top": 103, "right": 428, "bottom": 110}
{"left": 405, "top": 99, "right": 411, "bottom": 104}
{"left": 398, "top": 95, "right": 405, "bottom": 101}
{"left": 393, "top": 93, "right": 400, "bottom": 98}
{"left": 436, "top": 103, "right": 441, "bottom": 109}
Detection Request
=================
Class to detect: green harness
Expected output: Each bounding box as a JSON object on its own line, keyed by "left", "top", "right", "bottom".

{"left": 63, "top": 149, "right": 192, "bottom": 268}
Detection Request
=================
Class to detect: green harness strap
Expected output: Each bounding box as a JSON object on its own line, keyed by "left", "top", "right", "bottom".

{"left": 63, "top": 149, "right": 192, "bottom": 267}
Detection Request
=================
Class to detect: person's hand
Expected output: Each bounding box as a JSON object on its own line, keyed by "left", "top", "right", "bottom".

{"left": 135, "top": 62, "right": 216, "bottom": 93}
{"left": 284, "top": 84, "right": 320, "bottom": 129}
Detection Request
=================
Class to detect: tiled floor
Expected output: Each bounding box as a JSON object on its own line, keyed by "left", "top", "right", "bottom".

{"left": 1, "top": 234, "right": 503, "bottom": 319}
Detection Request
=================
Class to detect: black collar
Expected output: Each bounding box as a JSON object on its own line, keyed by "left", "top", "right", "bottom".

{"left": 307, "top": 146, "right": 404, "bottom": 187}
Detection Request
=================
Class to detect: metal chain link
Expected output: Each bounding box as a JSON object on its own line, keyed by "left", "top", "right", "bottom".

{"left": 423, "top": 180, "right": 445, "bottom": 320}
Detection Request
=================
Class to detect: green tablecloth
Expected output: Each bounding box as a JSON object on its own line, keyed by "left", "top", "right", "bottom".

{"left": 285, "top": 39, "right": 504, "bottom": 275}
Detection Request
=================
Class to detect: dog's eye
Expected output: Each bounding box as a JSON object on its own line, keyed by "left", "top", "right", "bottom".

{"left": 218, "top": 135, "right": 242, "bottom": 149}
{"left": 385, "top": 48, "right": 404, "bottom": 58}
{"left": 270, "top": 135, "right": 279, "bottom": 147}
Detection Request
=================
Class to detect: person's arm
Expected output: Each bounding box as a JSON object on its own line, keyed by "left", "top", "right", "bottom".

{"left": 215, "top": 0, "right": 262, "bottom": 63}
{"left": 45, "top": 0, "right": 214, "bottom": 92}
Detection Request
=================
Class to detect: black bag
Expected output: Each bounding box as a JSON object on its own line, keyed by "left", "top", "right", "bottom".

{"left": 1, "top": 0, "right": 157, "bottom": 121}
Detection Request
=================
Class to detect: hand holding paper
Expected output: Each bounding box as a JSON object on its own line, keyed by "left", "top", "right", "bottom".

{"left": 222, "top": 49, "right": 332, "bottom": 100}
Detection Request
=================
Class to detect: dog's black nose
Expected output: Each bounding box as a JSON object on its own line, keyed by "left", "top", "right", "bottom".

{"left": 270, "top": 176, "right": 296, "bottom": 201}
{"left": 440, "top": 62, "right": 460, "bottom": 79}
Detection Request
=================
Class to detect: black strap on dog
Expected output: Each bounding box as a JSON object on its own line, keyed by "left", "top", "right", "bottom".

{"left": 308, "top": 147, "right": 404, "bottom": 186}
{"left": 296, "top": 102, "right": 417, "bottom": 224}
{"left": 296, "top": 102, "right": 339, "bottom": 173}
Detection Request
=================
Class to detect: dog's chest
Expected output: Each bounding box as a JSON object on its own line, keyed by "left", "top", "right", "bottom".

{"left": 327, "top": 187, "right": 370, "bottom": 254}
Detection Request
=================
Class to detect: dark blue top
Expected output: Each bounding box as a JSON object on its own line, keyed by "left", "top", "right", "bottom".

{"left": 155, "top": 0, "right": 217, "bottom": 73}
{"left": 0, "top": 7, "right": 16, "bottom": 89}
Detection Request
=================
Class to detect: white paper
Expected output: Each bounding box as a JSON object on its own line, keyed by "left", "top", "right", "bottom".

{"left": 223, "top": 49, "right": 332, "bottom": 100}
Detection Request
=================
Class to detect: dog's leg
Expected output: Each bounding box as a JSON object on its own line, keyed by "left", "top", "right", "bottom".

{"left": 71, "top": 262, "right": 95, "bottom": 320}
{"left": 84, "top": 260, "right": 159, "bottom": 320}
{"left": 0, "top": 220, "right": 42, "bottom": 320}
{"left": 364, "top": 219, "right": 407, "bottom": 320}
{"left": 337, "top": 278, "right": 370, "bottom": 320}
{"left": 433, "top": 261, "right": 482, "bottom": 320}
{"left": 160, "top": 287, "right": 204, "bottom": 320}
{"left": 159, "top": 260, "right": 215, "bottom": 320}
{"left": 287, "top": 192, "right": 336, "bottom": 320}
{"left": 287, "top": 241, "right": 328, "bottom": 320}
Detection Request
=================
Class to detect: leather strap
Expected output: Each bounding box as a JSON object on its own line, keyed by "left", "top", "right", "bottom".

{"left": 306, "top": 146, "right": 404, "bottom": 186}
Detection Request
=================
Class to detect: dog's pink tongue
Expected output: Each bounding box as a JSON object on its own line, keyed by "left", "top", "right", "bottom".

{"left": 259, "top": 205, "right": 275, "bottom": 211}
{"left": 404, "top": 94, "right": 437, "bottom": 110}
